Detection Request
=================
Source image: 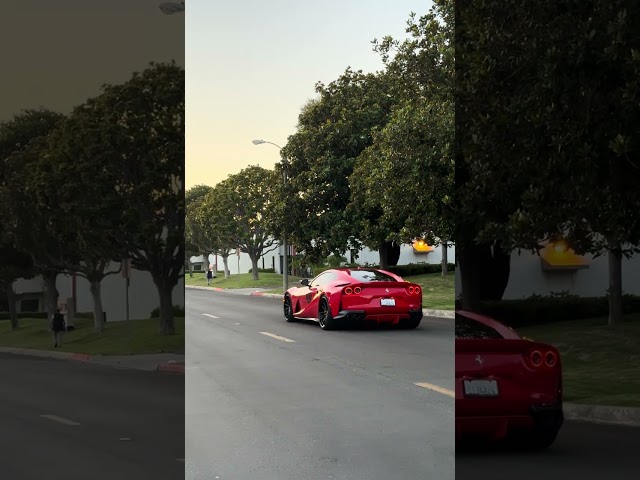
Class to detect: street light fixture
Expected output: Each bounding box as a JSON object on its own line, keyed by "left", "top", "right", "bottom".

{"left": 159, "top": 1, "right": 185, "bottom": 15}
{"left": 252, "top": 138, "right": 288, "bottom": 294}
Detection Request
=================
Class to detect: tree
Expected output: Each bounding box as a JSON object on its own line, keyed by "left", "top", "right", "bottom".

{"left": 29, "top": 100, "right": 130, "bottom": 333}
{"left": 96, "top": 62, "right": 185, "bottom": 335}
{"left": 0, "top": 109, "right": 67, "bottom": 320}
{"left": 280, "top": 69, "right": 399, "bottom": 264}
{"left": 186, "top": 184, "right": 214, "bottom": 277}
{"left": 456, "top": 0, "right": 640, "bottom": 323}
{"left": 204, "top": 167, "right": 279, "bottom": 280}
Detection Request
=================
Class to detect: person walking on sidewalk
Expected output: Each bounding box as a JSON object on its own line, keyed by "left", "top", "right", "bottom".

{"left": 50, "top": 308, "right": 66, "bottom": 348}
{"left": 206, "top": 268, "right": 213, "bottom": 286}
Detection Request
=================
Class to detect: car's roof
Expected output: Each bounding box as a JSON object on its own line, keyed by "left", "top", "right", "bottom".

{"left": 456, "top": 310, "right": 521, "bottom": 340}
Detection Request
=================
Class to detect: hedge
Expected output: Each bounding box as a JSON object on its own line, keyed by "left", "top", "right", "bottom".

{"left": 248, "top": 268, "right": 276, "bottom": 274}
{"left": 456, "top": 294, "right": 640, "bottom": 328}
{"left": 149, "top": 305, "right": 185, "bottom": 319}
{"left": 310, "top": 262, "right": 456, "bottom": 277}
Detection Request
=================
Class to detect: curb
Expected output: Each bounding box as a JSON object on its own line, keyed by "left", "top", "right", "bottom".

{"left": 564, "top": 403, "right": 640, "bottom": 428}
{"left": 157, "top": 361, "right": 185, "bottom": 375}
{"left": 0, "top": 347, "right": 183, "bottom": 375}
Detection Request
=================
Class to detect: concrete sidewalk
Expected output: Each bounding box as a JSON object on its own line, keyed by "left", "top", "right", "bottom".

{"left": 0, "top": 347, "right": 184, "bottom": 375}
{"left": 186, "top": 285, "right": 455, "bottom": 319}
{"left": 564, "top": 403, "right": 640, "bottom": 428}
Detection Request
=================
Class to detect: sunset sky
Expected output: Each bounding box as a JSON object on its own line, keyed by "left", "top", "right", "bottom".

{"left": 185, "top": 0, "right": 431, "bottom": 190}
{"left": 1, "top": 0, "right": 184, "bottom": 122}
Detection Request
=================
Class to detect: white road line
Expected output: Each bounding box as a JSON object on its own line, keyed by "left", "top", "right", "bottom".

{"left": 259, "top": 332, "right": 295, "bottom": 343}
{"left": 119, "top": 437, "right": 131, "bottom": 441}
{"left": 40, "top": 414, "right": 80, "bottom": 426}
{"left": 414, "top": 382, "right": 455, "bottom": 398}
{"left": 203, "top": 314, "right": 219, "bottom": 319}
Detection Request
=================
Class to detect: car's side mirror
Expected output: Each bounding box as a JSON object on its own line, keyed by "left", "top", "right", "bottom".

{"left": 300, "top": 278, "right": 309, "bottom": 286}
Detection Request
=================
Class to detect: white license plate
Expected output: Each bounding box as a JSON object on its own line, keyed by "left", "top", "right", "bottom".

{"left": 380, "top": 298, "right": 395, "bottom": 307}
{"left": 463, "top": 379, "right": 499, "bottom": 397}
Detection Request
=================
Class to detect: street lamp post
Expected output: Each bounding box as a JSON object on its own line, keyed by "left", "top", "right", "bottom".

{"left": 252, "top": 139, "right": 288, "bottom": 293}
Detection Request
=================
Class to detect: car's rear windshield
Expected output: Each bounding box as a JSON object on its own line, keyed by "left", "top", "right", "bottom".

{"left": 455, "top": 314, "right": 503, "bottom": 339}
{"left": 348, "top": 270, "right": 397, "bottom": 282}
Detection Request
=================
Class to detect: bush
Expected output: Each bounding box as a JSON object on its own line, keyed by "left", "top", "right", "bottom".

{"left": 0, "top": 311, "right": 94, "bottom": 321}
{"left": 455, "top": 294, "right": 640, "bottom": 328}
{"left": 248, "top": 268, "right": 276, "bottom": 274}
{"left": 149, "top": 305, "right": 185, "bottom": 319}
{"left": 308, "top": 262, "right": 456, "bottom": 278}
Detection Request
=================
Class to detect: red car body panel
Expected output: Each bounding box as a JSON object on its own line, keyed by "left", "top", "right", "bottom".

{"left": 455, "top": 310, "right": 563, "bottom": 442}
{"left": 285, "top": 268, "right": 423, "bottom": 326}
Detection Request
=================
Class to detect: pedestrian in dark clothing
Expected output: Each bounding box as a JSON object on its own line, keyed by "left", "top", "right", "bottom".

{"left": 51, "top": 308, "right": 66, "bottom": 348}
{"left": 206, "top": 269, "right": 213, "bottom": 285}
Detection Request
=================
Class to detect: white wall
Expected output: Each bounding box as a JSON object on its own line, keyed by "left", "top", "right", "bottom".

{"left": 190, "top": 242, "right": 456, "bottom": 275}
{"left": 454, "top": 250, "right": 640, "bottom": 299}
{"left": 13, "top": 263, "right": 185, "bottom": 321}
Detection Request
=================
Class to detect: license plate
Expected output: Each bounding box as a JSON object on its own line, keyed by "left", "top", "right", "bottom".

{"left": 380, "top": 298, "right": 395, "bottom": 307}
{"left": 463, "top": 379, "right": 499, "bottom": 397}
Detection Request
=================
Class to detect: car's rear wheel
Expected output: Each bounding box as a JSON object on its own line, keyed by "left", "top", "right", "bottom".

{"left": 318, "top": 297, "right": 336, "bottom": 330}
{"left": 512, "top": 425, "right": 560, "bottom": 451}
{"left": 399, "top": 317, "right": 421, "bottom": 329}
{"left": 284, "top": 296, "right": 295, "bottom": 322}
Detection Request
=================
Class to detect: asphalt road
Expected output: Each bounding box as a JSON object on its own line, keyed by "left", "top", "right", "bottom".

{"left": 0, "top": 353, "right": 184, "bottom": 480}
{"left": 457, "top": 420, "right": 639, "bottom": 479}
{"left": 185, "top": 288, "right": 455, "bottom": 480}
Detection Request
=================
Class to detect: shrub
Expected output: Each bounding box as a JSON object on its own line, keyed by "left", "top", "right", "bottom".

{"left": 455, "top": 294, "right": 640, "bottom": 327}
{"left": 248, "top": 268, "right": 275, "bottom": 273}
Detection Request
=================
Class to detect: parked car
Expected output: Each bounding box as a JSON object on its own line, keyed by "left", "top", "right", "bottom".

{"left": 283, "top": 267, "right": 423, "bottom": 330}
{"left": 455, "top": 310, "right": 563, "bottom": 449}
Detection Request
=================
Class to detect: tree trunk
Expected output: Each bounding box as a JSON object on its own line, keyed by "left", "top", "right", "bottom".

{"left": 250, "top": 255, "right": 259, "bottom": 280}
{"left": 458, "top": 255, "right": 481, "bottom": 310}
{"left": 222, "top": 255, "right": 230, "bottom": 279}
{"left": 202, "top": 254, "right": 210, "bottom": 272}
{"left": 441, "top": 241, "right": 449, "bottom": 276}
{"left": 7, "top": 283, "right": 18, "bottom": 330}
{"left": 607, "top": 243, "right": 623, "bottom": 327}
{"left": 89, "top": 278, "right": 105, "bottom": 333}
{"left": 42, "top": 271, "right": 59, "bottom": 321}
{"left": 153, "top": 277, "right": 176, "bottom": 335}
{"left": 188, "top": 258, "right": 193, "bottom": 278}
{"left": 378, "top": 243, "right": 389, "bottom": 270}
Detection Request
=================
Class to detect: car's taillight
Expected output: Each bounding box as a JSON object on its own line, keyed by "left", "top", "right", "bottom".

{"left": 353, "top": 286, "right": 362, "bottom": 294}
{"left": 414, "top": 286, "right": 421, "bottom": 295}
{"left": 529, "top": 350, "right": 543, "bottom": 367}
{"left": 408, "top": 286, "right": 415, "bottom": 294}
{"left": 545, "top": 351, "right": 557, "bottom": 367}
{"left": 529, "top": 349, "right": 558, "bottom": 368}
{"left": 344, "top": 287, "right": 353, "bottom": 295}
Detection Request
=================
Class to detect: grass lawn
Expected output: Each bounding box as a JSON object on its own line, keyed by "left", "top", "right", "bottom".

{"left": 409, "top": 272, "right": 455, "bottom": 310}
{"left": 517, "top": 313, "right": 640, "bottom": 407}
{"left": 185, "top": 272, "right": 303, "bottom": 290}
{"left": 260, "top": 272, "right": 455, "bottom": 310}
{"left": 0, "top": 316, "right": 184, "bottom": 356}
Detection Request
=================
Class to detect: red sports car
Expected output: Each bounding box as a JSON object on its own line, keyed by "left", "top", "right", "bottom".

{"left": 455, "top": 310, "right": 563, "bottom": 450}
{"left": 283, "top": 267, "right": 424, "bottom": 330}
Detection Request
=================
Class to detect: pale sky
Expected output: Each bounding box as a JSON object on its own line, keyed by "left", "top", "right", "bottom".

{"left": 1, "top": 0, "right": 184, "bottom": 122}
{"left": 186, "top": 0, "right": 432, "bottom": 189}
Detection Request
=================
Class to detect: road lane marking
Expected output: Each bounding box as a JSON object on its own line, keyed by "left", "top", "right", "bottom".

{"left": 119, "top": 437, "right": 131, "bottom": 441}
{"left": 414, "top": 382, "right": 455, "bottom": 398}
{"left": 203, "top": 314, "right": 219, "bottom": 319}
{"left": 260, "top": 332, "right": 295, "bottom": 343}
{"left": 40, "top": 414, "right": 80, "bottom": 426}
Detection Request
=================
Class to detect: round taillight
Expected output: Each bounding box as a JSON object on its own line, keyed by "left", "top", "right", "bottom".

{"left": 344, "top": 287, "right": 353, "bottom": 295}
{"left": 354, "top": 287, "right": 362, "bottom": 294}
{"left": 545, "top": 351, "right": 557, "bottom": 367}
{"left": 414, "top": 286, "right": 421, "bottom": 295}
{"left": 408, "top": 286, "right": 415, "bottom": 294}
{"left": 530, "top": 350, "right": 542, "bottom": 367}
